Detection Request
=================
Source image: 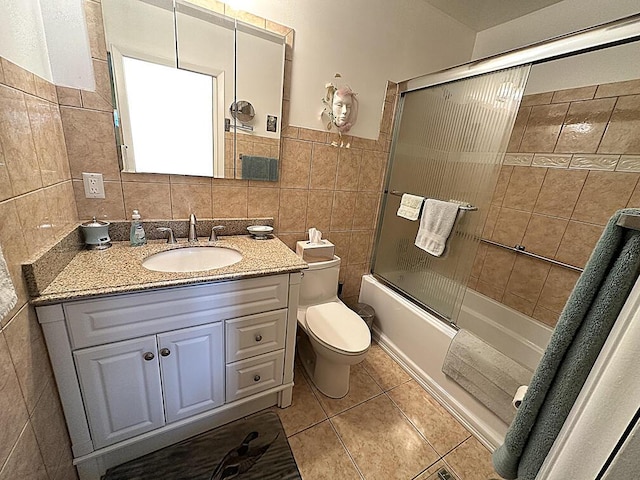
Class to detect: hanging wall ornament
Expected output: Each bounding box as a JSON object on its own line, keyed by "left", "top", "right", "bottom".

{"left": 321, "top": 74, "right": 358, "bottom": 147}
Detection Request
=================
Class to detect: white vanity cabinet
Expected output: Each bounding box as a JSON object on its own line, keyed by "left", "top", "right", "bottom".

{"left": 36, "top": 272, "right": 301, "bottom": 480}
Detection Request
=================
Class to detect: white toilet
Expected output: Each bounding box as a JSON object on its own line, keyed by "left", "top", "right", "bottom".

{"left": 296, "top": 256, "right": 371, "bottom": 398}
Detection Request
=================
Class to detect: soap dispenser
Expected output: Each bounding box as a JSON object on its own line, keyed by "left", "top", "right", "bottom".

{"left": 130, "top": 210, "right": 147, "bottom": 246}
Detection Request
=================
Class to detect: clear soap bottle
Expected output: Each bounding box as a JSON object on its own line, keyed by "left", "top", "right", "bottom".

{"left": 130, "top": 210, "right": 147, "bottom": 246}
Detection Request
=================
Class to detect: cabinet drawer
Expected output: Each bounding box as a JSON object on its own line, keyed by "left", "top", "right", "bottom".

{"left": 226, "top": 350, "right": 284, "bottom": 402}
{"left": 225, "top": 309, "right": 286, "bottom": 362}
{"left": 65, "top": 275, "right": 289, "bottom": 349}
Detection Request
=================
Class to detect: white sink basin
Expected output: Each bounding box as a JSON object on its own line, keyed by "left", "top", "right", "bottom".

{"left": 142, "top": 247, "right": 242, "bottom": 273}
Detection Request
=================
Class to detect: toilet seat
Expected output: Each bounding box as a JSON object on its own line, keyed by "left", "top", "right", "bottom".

{"left": 306, "top": 303, "right": 370, "bottom": 355}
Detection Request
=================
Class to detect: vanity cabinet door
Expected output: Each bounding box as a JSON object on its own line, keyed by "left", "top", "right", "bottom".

{"left": 158, "top": 323, "right": 225, "bottom": 423}
{"left": 74, "top": 336, "right": 165, "bottom": 449}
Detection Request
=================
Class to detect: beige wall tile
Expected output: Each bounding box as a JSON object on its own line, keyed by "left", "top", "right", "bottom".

{"left": 247, "top": 187, "right": 280, "bottom": 222}
{"left": 491, "top": 165, "right": 513, "bottom": 205}
{"left": 56, "top": 87, "right": 82, "bottom": 107}
{"left": 0, "top": 201, "right": 30, "bottom": 325}
{"left": 478, "top": 245, "right": 516, "bottom": 290}
{"left": 520, "top": 92, "right": 554, "bottom": 107}
{"left": 170, "top": 183, "right": 212, "bottom": 219}
{"left": 379, "top": 100, "right": 394, "bottom": 134}
{"left": 309, "top": 143, "right": 338, "bottom": 190}
{"left": 33, "top": 76, "right": 57, "bottom": 103}
{"left": 531, "top": 153, "right": 571, "bottom": 168}
{"left": 505, "top": 256, "right": 550, "bottom": 302}
{"left": 50, "top": 106, "right": 72, "bottom": 181}
{"left": 343, "top": 263, "right": 367, "bottom": 298}
{"left": 388, "top": 380, "right": 470, "bottom": 457}
{"left": 73, "top": 179, "right": 126, "bottom": 221}
{"left": 502, "top": 166, "right": 547, "bottom": 211}
{"left": 80, "top": 59, "right": 113, "bottom": 111}
{"left": 598, "top": 94, "right": 640, "bottom": 155}
{"left": 572, "top": 171, "right": 638, "bottom": 225}
{"left": 120, "top": 172, "right": 170, "bottom": 183}
{"left": 521, "top": 214, "right": 568, "bottom": 258}
{"left": 0, "top": 85, "right": 42, "bottom": 195}
{"left": 0, "top": 422, "right": 48, "bottom": 480}
{"left": 555, "top": 220, "right": 603, "bottom": 269}
{"left": 0, "top": 58, "right": 37, "bottom": 95}
{"left": 506, "top": 106, "right": 531, "bottom": 152}
{"left": 330, "top": 191, "right": 356, "bottom": 231}
{"left": 475, "top": 279, "right": 505, "bottom": 302}
{"left": 280, "top": 138, "right": 311, "bottom": 188}
{"left": 482, "top": 204, "right": 500, "bottom": 239}
{"left": 445, "top": 436, "right": 498, "bottom": 480}
{"left": 470, "top": 243, "right": 488, "bottom": 279}
{"left": 348, "top": 231, "right": 371, "bottom": 265}
{"left": 503, "top": 291, "right": 535, "bottom": 316}
{"left": 276, "top": 232, "right": 304, "bottom": 251}
{"left": 298, "top": 128, "right": 327, "bottom": 143}
{"left": 331, "top": 394, "right": 439, "bottom": 479}
{"left": 60, "top": 107, "right": 120, "bottom": 181}
{"left": 627, "top": 180, "right": 640, "bottom": 207}
{"left": 14, "top": 190, "right": 55, "bottom": 258}
{"left": 0, "top": 141, "right": 12, "bottom": 201}
{"left": 519, "top": 103, "right": 569, "bottom": 153}
{"left": 533, "top": 167, "right": 588, "bottom": 219}
{"left": 4, "top": 306, "right": 54, "bottom": 415}
{"left": 44, "top": 182, "right": 78, "bottom": 239}
{"left": 551, "top": 85, "right": 597, "bottom": 103}
{"left": 288, "top": 421, "right": 360, "bottom": 480}
{"left": 335, "top": 147, "right": 362, "bottom": 191}
{"left": 491, "top": 207, "right": 530, "bottom": 247}
{"left": 0, "top": 332, "right": 29, "bottom": 468}
{"left": 555, "top": 98, "right": 616, "bottom": 153}
{"left": 503, "top": 153, "right": 534, "bottom": 166}
{"left": 278, "top": 189, "right": 308, "bottom": 232}
{"left": 532, "top": 304, "right": 560, "bottom": 328}
{"left": 122, "top": 181, "right": 172, "bottom": 220}
{"left": 352, "top": 193, "right": 379, "bottom": 231}
{"left": 305, "top": 190, "right": 333, "bottom": 233}
{"left": 358, "top": 151, "right": 386, "bottom": 192}
{"left": 211, "top": 185, "right": 248, "bottom": 218}
{"left": 326, "top": 231, "right": 351, "bottom": 265}
{"left": 595, "top": 79, "right": 640, "bottom": 98}
{"left": 84, "top": 0, "right": 108, "bottom": 60}
{"left": 538, "top": 266, "right": 580, "bottom": 313}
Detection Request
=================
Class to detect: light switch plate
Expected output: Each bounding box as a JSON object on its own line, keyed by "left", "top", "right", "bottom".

{"left": 82, "top": 172, "right": 105, "bottom": 199}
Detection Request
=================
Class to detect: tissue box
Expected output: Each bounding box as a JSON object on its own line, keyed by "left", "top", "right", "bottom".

{"left": 296, "top": 240, "right": 335, "bottom": 262}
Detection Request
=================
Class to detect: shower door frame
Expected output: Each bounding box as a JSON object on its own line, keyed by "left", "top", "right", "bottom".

{"left": 370, "top": 13, "right": 640, "bottom": 326}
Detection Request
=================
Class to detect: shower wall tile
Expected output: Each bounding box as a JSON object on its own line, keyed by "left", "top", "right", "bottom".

{"left": 555, "top": 221, "right": 604, "bottom": 269}
{"left": 519, "top": 103, "right": 569, "bottom": 153}
{"left": 481, "top": 204, "right": 500, "bottom": 239}
{"left": 502, "top": 292, "right": 535, "bottom": 317}
{"left": 598, "top": 94, "right": 640, "bottom": 155}
{"left": 569, "top": 154, "right": 619, "bottom": 171}
{"left": 491, "top": 165, "right": 513, "bottom": 205}
{"left": 521, "top": 214, "right": 568, "bottom": 259}
{"left": 478, "top": 245, "right": 516, "bottom": 290}
{"left": 532, "top": 304, "right": 560, "bottom": 328}
{"left": 506, "top": 107, "right": 531, "bottom": 153}
{"left": 595, "top": 79, "right": 640, "bottom": 98}
{"left": 520, "top": 92, "right": 553, "bottom": 107}
{"left": 505, "top": 256, "right": 550, "bottom": 302}
{"left": 533, "top": 167, "right": 588, "bottom": 219}
{"left": 503, "top": 153, "right": 533, "bottom": 166}
{"left": 615, "top": 155, "right": 640, "bottom": 173}
{"left": 551, "top": 85, "right": 597, "bottom": 103}
{"left": 554, "top": 98, "right": 616, "bottom": 153}
{"left": 531, "top": 154, "right": 571, "bottom": 168}
{"left": 537, "top": 266, "right": 581, "bottom": 314}
{"left": 491, "top": 208, "right": 530, "bottom": 247}
{"left": 502, "top": 166, "right": 547, "bottom": 212}
{"left": 572, "top": 171, "right": 638, "bottom": 225}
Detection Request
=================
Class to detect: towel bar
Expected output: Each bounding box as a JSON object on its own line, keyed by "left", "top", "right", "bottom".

{"left": 616, "top": 213, "right": 640, "bottom": 231}
{"left": 386, "top": 190, "right": 478, "bottom": 211}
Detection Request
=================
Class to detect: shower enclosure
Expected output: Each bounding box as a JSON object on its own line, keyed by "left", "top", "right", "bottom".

{"left": 372, "top": 66, "right": 530, "bottom": 324}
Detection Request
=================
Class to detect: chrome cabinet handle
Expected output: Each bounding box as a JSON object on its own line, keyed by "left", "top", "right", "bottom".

{"left": 254, "top": 375, "right": 261, "bottom": 382}
{"left": 160, "top": 348, "right": 171, "bottom": 357}
{"left": 255, "top": 334, "right": 263, "bottom": 342}
{"left": 143, "top": 352, "right": 155, "bottom": 361}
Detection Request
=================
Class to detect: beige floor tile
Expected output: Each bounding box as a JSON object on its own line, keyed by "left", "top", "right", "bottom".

{"left": 388, "top": 381, "right": 471, "bottom": 457}
{"left": 288, "top": 420, "right": 361, "bottom": 480}
{"left": 331, "top": 394, "right": 439, "bottom": 480}
{"left": 273, "top": 368, "right": 327, "bottom": 437}
{"left": 361, "top": 344, "right": 411, "bottom": 391}
{"left": 414, "top": 460, "right": 460, "bottom": 479}
{"left": 444, "top": 437, "right": 499, "bottom": 480}
{"left": 311, "top": 363, "right": 383, "bottom": 417}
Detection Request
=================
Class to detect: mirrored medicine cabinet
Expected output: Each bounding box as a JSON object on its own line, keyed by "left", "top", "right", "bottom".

{"left": 102, "top": 0, "right": 287, "bottom": 179}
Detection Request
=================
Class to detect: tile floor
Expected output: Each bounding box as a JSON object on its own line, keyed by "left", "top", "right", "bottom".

{"left": 272, "top": 342, "right": 502, "bottom": 480}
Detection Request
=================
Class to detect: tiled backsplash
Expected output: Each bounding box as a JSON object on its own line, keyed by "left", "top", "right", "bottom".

{"left": 470, "top": 79, "right": 640, "bottom": 328}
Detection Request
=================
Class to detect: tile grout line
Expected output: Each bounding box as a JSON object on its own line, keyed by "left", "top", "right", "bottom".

{"left": 326, "top": 417, "right": 366, "bottom": 480}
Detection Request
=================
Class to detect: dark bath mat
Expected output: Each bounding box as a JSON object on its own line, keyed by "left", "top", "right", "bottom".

{"left": 103, "top": 411, "right": 301, "bottom": 480}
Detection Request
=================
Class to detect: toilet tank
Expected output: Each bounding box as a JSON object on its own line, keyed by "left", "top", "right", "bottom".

{"left": 299, "top": 256, "right": 341, "bottom": 307}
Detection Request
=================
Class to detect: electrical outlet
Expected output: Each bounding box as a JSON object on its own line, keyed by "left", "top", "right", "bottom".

{"left": 82, "top": 172, "right": 105, "bottom": 199}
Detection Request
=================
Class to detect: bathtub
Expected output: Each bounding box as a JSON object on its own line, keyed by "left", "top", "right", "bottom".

{"left": 359, "top": 274, "right": 552, "bottom": 449}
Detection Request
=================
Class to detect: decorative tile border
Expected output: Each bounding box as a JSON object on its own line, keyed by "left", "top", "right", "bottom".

{"left": 532, "top": 154, "right": 572, "bottom": 168}
{"left": 615, "top": 155, "right": 640, "bottom": 173}
{"left": 569, "top": 154, "right": 620, "bottom": 171}
{"left": 504, "top": 153, "right": 534, "bottom": 166}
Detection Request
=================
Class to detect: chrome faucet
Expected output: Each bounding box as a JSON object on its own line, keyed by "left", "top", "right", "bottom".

{"left": 188, "top": 214, "right": 198, "bottom": 242}
{"left": 209, "top": 225, "right": 225, "bottom": 242}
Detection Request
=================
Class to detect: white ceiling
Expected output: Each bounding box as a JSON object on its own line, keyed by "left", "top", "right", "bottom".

{"left": 424, "top": 0, "right": 567, "bottom": 31}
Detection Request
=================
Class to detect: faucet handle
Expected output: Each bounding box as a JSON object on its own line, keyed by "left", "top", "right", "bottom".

{"left": 209, "top": 225, "right": 225, "bottom": 242}
{"left": 156, "top": 227, "right": 177, "bottom": 244}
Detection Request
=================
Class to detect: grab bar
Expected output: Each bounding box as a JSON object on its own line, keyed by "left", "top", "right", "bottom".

{"left": 480, "top": 238, "right": 584, "bottom": 273}
{"left": 386, "top": 190, "right": 478, "bottom": 211}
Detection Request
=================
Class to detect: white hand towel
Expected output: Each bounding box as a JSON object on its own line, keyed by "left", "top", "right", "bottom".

{"left": 0, "top": 245, "right": 17, "bottom": 320}
{"left": 396, "top": 193, "right": 424, "bottom": 221}
{"left": 415, "top": 199, "right": 460, "bottom": 256}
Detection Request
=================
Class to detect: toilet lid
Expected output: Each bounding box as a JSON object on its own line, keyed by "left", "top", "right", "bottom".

{"left": 305, "top": 303, "right": 371, "bottom": 354}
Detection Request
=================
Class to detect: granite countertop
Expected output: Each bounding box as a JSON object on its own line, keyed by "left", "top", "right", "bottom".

{"left": 31, "top": 235, "right": 307, "bottom": 305}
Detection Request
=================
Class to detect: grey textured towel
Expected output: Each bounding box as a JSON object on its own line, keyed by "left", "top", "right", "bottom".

{"left": 443, "top": 329, "right": 533, "bottom": 425}
{"left": 241, "top": 156, "right": 279, "bottom": 182}
{"left": 493, "top": 208, "right": 640, "bottom": 480}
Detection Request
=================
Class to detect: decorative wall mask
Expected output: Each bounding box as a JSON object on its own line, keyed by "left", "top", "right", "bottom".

{"left": 322, "top": 75, "right": 358, "bottom": 147}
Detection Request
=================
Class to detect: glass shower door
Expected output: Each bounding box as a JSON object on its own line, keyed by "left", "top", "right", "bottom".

{"left": 372, "top": 65, "right": 530, "bottom": 323}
